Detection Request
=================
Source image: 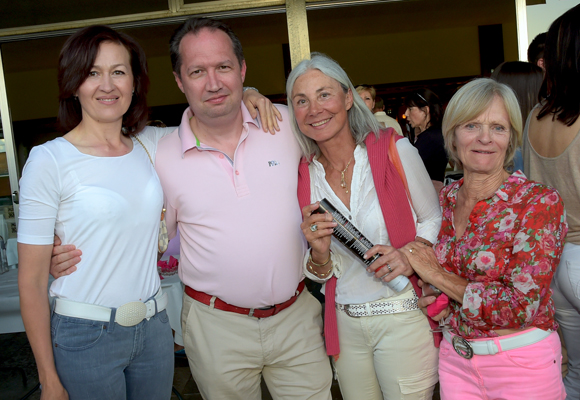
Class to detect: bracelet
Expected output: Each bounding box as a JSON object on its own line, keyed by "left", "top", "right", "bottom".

{"left": 243, "top": 86, "right": 259, "bottom": 93}
{"left": 307, "top": 261, "right": 333, "bottom": 279}
{"left": 415, "top": 239, "right": 432, "bottom": 247}
{"left": 309, "top": 252, "right": 331, "bottom": 267}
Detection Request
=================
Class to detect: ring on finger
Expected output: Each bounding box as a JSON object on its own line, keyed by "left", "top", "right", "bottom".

{"left": 408, "top": 248, "right": 414, "bottom": 254}
{"left": 387, "top": 264, "right": 393, "bottom": 273}
{"left": 310, "top": 224, "right": 318, "bottom": 232}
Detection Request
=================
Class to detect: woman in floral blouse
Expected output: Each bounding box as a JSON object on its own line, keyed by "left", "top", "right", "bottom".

{"left": 404, "top": 78, "right": 568, "bottom": 400}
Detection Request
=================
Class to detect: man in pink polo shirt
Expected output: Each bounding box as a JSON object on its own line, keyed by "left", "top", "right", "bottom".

{"left": 154, "top": 18, "right": 332, "bottom": 399}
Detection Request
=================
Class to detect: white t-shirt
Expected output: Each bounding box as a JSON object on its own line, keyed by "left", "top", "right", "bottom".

{"left": 18, "top": 126, "right": 173, "bottom": 307}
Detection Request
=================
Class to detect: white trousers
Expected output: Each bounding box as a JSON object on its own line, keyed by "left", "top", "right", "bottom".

{"left": 552, "top": 242, "right": 580, "bottom": 399}
{"left": 181, "top": 289, "right": 333, "bottom": 400}
{"left": 333, "top": 290, "right": 439, "bottom": 400}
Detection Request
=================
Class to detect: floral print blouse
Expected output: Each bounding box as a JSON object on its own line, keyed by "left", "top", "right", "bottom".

{"left": 436, "top": 171, "right": 568, "bottom": 339}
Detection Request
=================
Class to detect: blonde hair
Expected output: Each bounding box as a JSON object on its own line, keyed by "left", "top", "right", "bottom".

{"left": 355, "top": 85, "right": 376, "bottom": 100}
{"left": 442, "top": 78, "right": 522, "bottom": 170}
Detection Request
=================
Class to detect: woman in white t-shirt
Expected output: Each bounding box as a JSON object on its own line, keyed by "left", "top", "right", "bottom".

{"left": 17, "top": 26, "right": 176, "bottom": 400}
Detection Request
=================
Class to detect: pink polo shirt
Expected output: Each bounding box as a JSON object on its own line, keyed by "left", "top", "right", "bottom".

{"left": 155, "top": 104, "right": 306, "bottom": 308}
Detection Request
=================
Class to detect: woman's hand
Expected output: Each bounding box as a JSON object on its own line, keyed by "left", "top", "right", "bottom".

{"left": 301, "top": 202, "right": 337, "bottom": 261}
{"left": 417, "top": 279, "right": 450, "bottom": 322}
{"left": 50, "top": 235, "right": 81, "bottom": 278}
{"left": 242, "top": 89, "right": 282, "bottom": 134}
{"left": 40, "top": 380, "right": 69, "bottom": 400}
{"left": 401, "top": 241, "right": 442, "bottom": 284}
{"left": 365, "top": 245, "right": 414, "bottom": 283}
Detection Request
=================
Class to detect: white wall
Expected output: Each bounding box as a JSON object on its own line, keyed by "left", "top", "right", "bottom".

{"left": 527, "top": 0, "right": 580, "bottom": 44}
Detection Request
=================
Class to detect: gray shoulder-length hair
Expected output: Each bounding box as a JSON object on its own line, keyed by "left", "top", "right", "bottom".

{"left": 286, "top": 52, "right": 382, "bottom": 157}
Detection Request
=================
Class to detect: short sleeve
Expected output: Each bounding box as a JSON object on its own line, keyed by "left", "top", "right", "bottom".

{"left": 18, "top": 146, "right": 62, "bottom": 245}
{"left": 135, "top": 126, "right": 176, "bottom": 163}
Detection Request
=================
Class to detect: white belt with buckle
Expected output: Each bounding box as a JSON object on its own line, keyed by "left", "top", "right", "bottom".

{"left": 337, "top": 291, "right": 419, "bottom": 318}
{"left": 443, "top": 328, "right": 552, "bottom": 359}
{"left": 54, "top": 288, "right": 167, "bottom": 327}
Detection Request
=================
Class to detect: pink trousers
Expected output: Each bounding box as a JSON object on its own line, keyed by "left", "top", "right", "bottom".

{"left": 439, "top": 330, "right": 565, "bottom": 400}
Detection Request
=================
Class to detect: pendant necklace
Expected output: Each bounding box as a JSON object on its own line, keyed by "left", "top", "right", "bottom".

{"left": 329, "top": 156, "right": 354, "bottom": 194}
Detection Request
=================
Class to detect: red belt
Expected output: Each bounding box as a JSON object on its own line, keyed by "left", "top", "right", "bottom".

{"left": 184, "top": 281, "right": 305, "bottom": 318}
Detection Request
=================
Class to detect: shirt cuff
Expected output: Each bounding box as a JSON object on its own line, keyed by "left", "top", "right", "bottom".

{"left": 302, "top": 248, "right": 343, "bottom": 282}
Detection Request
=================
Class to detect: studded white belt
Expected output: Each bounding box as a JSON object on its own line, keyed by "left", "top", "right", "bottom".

{"left": 54, "top": 288, "right": 167, "bottom": 327}
{"left": 336, "top": 291, "right": 419, "bottom": 318}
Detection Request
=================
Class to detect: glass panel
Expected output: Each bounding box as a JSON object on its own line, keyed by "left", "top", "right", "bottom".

{"left": 0, "top": 48, "right": 18, "bottom": 276}
{"left": 0, "top": 0, "right": 169, "bottom": 30}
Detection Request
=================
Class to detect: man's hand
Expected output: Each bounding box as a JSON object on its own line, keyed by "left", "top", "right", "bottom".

{"left": 242, "top": 88, "right": 282, "bottom": 134}
{"left": 50, "top": 235, "right": 81, "bottom": 278}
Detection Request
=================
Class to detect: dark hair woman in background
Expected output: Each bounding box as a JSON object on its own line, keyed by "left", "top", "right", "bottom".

{"left": 404, "top": 89, "right": 448, "bottom": 192}
{"left": 524, "top": 5, "right": 580, "bottom": 398}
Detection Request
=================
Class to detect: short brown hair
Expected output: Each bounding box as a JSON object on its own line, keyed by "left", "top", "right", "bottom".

{"left": 170, "top": 17, "right": 244, "bottom": 79}
{"left": 57, "top": 25, "right": 150, "bottom": 135}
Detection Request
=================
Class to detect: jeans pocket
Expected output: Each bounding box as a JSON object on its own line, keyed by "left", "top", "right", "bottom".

{"left": 566, "top": 260, "right": 580, "bottom": 299}
{"left": 504, "top": 341, "right": 557, "bottom": 370}
{"left": 398, "top": 367, "right": 439, "bottom": 396}
{"left": 53, "top": 315, "right": 106, "bottom": 351}
{"left": 157, "top": 309, "right": 169, "bottom": 324}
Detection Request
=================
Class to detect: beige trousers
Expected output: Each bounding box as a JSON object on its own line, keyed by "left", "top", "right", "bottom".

{"left": 182, "top": 289, "right": 333, "bottom": 400}
{"left": 333, "top": 291, "right": 439, "bottom": 400}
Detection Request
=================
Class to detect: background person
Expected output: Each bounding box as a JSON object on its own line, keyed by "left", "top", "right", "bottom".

{"left": 405, "top": 78, "right": 567, "bottom": 400}
{"left": 289, "top": 53, "right": 441, "bottom": 400}
{"left": 356, "top": 85, "right": 403, "bottom": 135}
{"left": 524, "top": 5, "right": 580, "bottom": 398}
{"left": 403, "top": 89, "right": 448, "bottom": 192}
{"left": 528, "top": 32, "right": 547, "bottom": 71}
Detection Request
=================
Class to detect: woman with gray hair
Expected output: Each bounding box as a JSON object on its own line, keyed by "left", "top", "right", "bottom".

{"left": 289, "top": 53, "right": 441, "bottom": 400}
{"left": 404, "top": 78, "right": 567, "bottom": 399}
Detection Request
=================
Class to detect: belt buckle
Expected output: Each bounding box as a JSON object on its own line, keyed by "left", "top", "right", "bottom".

{"left": 116, "top": 301, "right": 147, "bottom": 327}
{"left": 452, "top": 336, "right": 474, "bottom": 359}
{"left": 344, "top": 305, "right": 361, "bottom": 318}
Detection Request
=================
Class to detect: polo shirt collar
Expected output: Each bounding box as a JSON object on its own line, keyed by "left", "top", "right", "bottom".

{"left": 177, "top": 103, "right": 261, "bottom": 156}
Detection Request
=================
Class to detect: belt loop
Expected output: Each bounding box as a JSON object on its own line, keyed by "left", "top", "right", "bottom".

{"left": 491, "top": 337, "right": 502, "bottom": 354}
{"left": 209, "top": 296, "right": 216, "bottom": 309}
{"left": 248, "top": 308, "right": 255, "bottom": 318}
{"left": 108, "top": 309, "right": 116, "bottom": 332}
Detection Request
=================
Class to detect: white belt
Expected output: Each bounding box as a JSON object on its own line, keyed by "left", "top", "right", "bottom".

{"left": 54, "top": 288, "right": 167, "bottom": 327}
{"left": 337, "top": 291, "right": 419, "bottom": 318}
{"left": 443, "top": 328, "right": 552, "bottom": 359}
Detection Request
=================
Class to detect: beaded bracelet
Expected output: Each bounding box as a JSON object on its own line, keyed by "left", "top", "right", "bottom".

{"left": 307, "top": 261, "right": 333, "bottom": 279}
{"left": 309, "top": 252, "right": 331, "bottom": 267}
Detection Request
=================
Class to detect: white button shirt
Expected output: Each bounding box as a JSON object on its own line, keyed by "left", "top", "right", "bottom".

{"left": 303, "top": 139, "right": 442, "bottom": 305}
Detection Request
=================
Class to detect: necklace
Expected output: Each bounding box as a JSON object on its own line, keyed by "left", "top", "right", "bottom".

{"left": 328, "top": 156, "right": 354, "bottom": 194}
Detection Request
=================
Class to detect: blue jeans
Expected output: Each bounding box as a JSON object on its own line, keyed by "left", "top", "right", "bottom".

{"left": 51, "top": 307, "right": 174, "bottom": 400}
{"left": 552, "top": 242, "right": 580, "bottom": 399}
